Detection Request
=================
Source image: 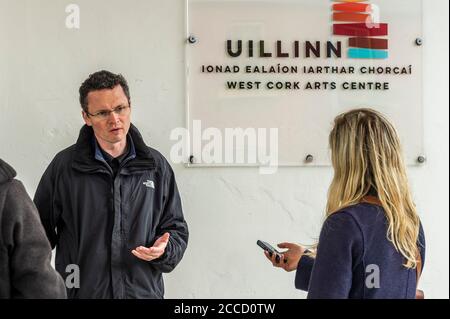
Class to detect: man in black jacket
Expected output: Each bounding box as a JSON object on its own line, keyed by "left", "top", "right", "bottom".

{"left": 34, "top": 70, "right": 189, "bottom": 299}
{"left": 0, "top": 158, "right": 66, "bottom": 298}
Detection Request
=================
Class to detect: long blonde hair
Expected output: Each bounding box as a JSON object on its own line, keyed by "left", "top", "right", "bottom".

{"left": 310, "top": 108, "right": 420, "bottom": 268}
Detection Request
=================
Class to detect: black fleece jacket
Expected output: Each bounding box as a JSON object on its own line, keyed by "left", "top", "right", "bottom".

{"left": 0, "top": 158, "right": 66, "bottom": 298}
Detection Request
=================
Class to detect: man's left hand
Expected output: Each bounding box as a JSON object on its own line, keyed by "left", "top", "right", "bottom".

{"left": 132, "top": 232, "right": 170, "bottom": 261}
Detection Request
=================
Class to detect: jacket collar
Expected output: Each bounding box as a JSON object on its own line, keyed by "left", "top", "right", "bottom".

{"left": 72, "top": 123, "right": 155, "bottom": 173}
{"left": 0, "top": 158, "right": 17, "bottom": 185}
{"left": 93, "top": 134, "right": 135, "bottom": 164}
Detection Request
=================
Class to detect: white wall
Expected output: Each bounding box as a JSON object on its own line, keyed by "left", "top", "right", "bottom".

{"left": 0, "top": 0, "right": 448, "bottom": 298}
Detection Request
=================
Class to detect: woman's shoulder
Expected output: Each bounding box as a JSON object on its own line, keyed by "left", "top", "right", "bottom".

{"left": 324, "top": 203, "right": 386, "bottom": 238}
{"left": 333, "top": 202, "right": 384, "bottom": 223}
{"left": 319, "top": 208, "right": 365, "bottom": 253}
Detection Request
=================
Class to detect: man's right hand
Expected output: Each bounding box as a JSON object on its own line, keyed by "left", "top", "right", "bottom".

{"left": 264, "top": 242, "right": 305, "bottom": 272}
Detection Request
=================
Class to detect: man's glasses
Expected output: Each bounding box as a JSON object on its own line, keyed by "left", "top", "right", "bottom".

{"left": 86, "top": 105, "right": 130, "bottom": 120}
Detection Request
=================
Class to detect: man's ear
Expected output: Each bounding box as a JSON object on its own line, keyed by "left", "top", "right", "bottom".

{"left": 82, "top": 111, "right": 92, "bottom": 126}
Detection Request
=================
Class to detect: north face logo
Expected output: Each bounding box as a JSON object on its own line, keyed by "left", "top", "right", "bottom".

{"left": 143, "top": 180, "right": 155, "bottom": 189}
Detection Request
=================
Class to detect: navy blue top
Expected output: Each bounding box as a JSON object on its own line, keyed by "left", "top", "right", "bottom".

{"left": 295, "top": 202, "right": 426, "bottom": 299}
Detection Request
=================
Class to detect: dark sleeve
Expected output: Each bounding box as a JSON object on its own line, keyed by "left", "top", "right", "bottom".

{"left": 418, "top": 220, "right": 426, "bottom": 271}
{"left": 4, "top": 180, "right": 66, "bottom": 298}
{"left": 307, "top": 212, "right": 363, "bottom": 299}
{"left": 295, "top": 252, "right": 315, "bottom": 291}
{"left": 150, "top": 164, "right": 189, "bottom": 273}
{"left": 33, "top": 160, "right": 61, "bottom": 249}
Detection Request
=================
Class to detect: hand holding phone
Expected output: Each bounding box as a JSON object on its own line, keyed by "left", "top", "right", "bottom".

{"left": 257, "top": 240, "right": 281, "bottom": 263}
{"left": 260, "top": 240, "right": 306, "bottom": 272}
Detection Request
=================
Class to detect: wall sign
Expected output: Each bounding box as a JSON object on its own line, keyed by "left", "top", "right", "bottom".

{"left": 186, "top": 0, "right": 424, "bottom": 167}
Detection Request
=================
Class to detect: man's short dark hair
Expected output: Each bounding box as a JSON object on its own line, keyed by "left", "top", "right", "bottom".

{"left": 79, "top": 70, "right": 131, "bottom": 112}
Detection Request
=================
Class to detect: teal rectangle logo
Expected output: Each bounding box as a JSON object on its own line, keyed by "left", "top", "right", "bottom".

{"left": 348, "top": 48, "right": 388, "bottom": 59}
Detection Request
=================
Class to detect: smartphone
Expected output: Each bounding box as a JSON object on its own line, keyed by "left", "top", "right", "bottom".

{"left": 257, "top": 240, "right": 281, "bottom": 263}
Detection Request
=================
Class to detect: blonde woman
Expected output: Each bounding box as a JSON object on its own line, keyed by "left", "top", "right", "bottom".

{"left": 265, "top": 108, "right": 425, "bottom": 299}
